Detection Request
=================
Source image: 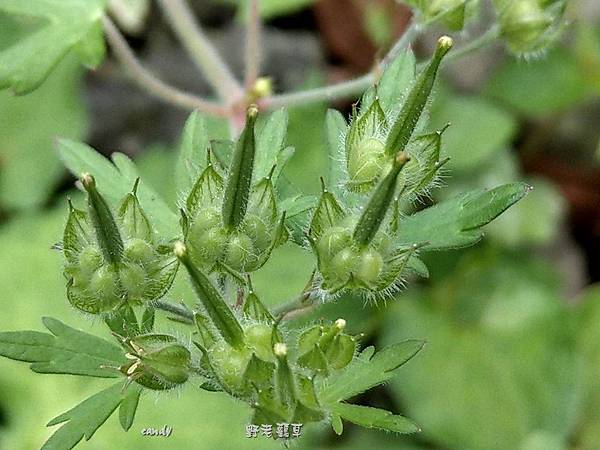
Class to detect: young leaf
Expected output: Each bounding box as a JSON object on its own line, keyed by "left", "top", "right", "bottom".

{"left": 0, "top": 317, "right": 125, "bottom": 377}
{"left": 325, "top": 109, "right": 347, "bottom": 190}
{"left": 118, "top": 384, "right": 142, "bottom": 432}
{"left": 42, "top": 382, "right": 124, "bottom": 450}
{"left": 0, "top": 0, "right": 107, "bottom": 94}
{"left": 397, "top": 183, "right": 531, "bottom": 250}
{"left": 254, "top": 108, "right": 289, "bottom": 181}
{"left": 318, "top": 340, "right": 424, "bottom": 404}
{"left": 329, "top": 403, "right": 420, "bottom": 434}
{"left": 58, "top": 139, "right": 178, "bottom": 237}
{"left": 372, "top": 50, "right": 417, "bottom": 112}
{"left": 175, "top": 111, "right": 210, "bottom": 197}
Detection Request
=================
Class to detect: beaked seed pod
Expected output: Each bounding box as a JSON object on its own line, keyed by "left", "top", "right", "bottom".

{"left": 63, "top": 176, "right": 178, "bottom": 314}
{"left": 119, "top": 334, "right": 191, "bottom": 390}
{"left": 185, "top": 106, "right": 286, "bottom": 275}
{"left": 175, "top": 242, "right": 245, "bottom": 349}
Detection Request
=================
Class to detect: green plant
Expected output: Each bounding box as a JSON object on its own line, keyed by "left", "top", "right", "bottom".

{"left": 0, "top": 0, "right": 571, "bottom": 448}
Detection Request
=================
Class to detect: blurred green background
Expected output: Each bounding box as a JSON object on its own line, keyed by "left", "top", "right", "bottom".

{"left": 1, "top": 0, "right": 600, "bottom": 449}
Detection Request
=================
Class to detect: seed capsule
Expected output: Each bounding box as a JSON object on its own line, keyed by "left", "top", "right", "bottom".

{"left": 119, "top": 334, "right": 191, "bottom": 390}
{"left": 385, "top": 36, "right": 452, "bottom": 157}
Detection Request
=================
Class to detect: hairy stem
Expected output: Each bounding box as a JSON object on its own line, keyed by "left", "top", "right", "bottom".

{"left": 153, "top": 300, "right": 195, "bottom": 324}
{"left": 261, "top": 20, "right": 422, "bottom": 110}
{"left": 446, "top": 25, "right": 501, "bottom": 62}
{"left": 244, "top": 0, "right": 262, "bottom": 90}
{"left": 102, "top": 16, "right": 228, "bottom": 116}
{"left": 156, "top": 0, "right": 243, "bottom": 104}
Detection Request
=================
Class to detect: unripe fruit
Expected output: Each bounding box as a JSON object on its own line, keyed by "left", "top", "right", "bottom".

{"left": 119, "top": 263, "right": 147, "bottom": 299}
{"left": 189, "top": 226, "right": 228, "bottom": 263}
{"left": 348, "top": 137, "right": 386, "bottom": 185}
{"left": 78, "top": 246, "right": 103, "bottom": 274}
{"left": 245, "top": 324, "right": 275, "bottom": 362}
{"left": 192, "top": 208, "right": 221, "bottom": 235}
{"left": 124, "top": 238, "right": 155, "bottom": 265}
{"left": 356, "top": 249, "right": 384, "bottom": 284}
{"left": 317, "top": 227, "right": 352, "bottom": 260}
{"left": 209, "top": 341, "right": 252, "bottom": 390}
{"left": 242, "top": 214, "right": 271, "bottom": 253}
{"left": 331, "top": 247, "right": 358, "bottom": 280}
{"left": 89, "top": 266, "right": 120, "bottom": 299}
{"left": 225, "top": 233, "right": 255, "bottom": 271}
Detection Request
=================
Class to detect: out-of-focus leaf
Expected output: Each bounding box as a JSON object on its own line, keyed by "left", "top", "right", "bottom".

{"left": 0, "top": 317, "right": 125, "bottom": 377}
{"left": 0, "top": 54, "right": 87, "bottom": 210}
{"left": 484, "top": 47, "right": 592, "bottom": 116}
{"left": 329, "top": 403, "right": 420, "bottom": 434}
{"left": 381, "top": 251, "right": 582, "bottom": 450}
{"left": 398, "top": 183, "right": 530, "bottom": 250}
{"left": 175, "top": 111, "right": 210, "bottom": 200}
{"left": 430, "top": 92, "right": 517, "bottom": 171}
{"left": 0, "top": 0, "right": 107, "bottom": 94}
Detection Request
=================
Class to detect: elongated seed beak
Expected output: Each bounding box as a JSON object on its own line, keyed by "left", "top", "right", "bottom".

{"left": 80, "top": 172, "right": 95, "bottom": 190}
{"left": 173, "top": 241, "right": 187, "bottom": 259}
{"left": 436, "top": 36, "right": 453, "bottom": 57}
{"left": 273, "top": 342, "right": 288, "bottom": 358}
{"left": 247, "top": 104, "right": 259, "bottom": 119}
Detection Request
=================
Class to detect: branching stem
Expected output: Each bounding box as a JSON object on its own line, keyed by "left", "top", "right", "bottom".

{"left": 261, "top": 19, "right": 422, "bottom": 111}
{"left": 102, "top": 16, "right": 229, "bottom": 116}
{"left": 156, "top": 0, "right": 244, "bottom": 104}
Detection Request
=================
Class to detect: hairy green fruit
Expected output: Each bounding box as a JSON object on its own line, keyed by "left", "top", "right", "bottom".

{"left": 210, "top": 341, "right": 252, "bottom": 390}
{"left": 245, "top": 323, "right": 276, "bottom": 362}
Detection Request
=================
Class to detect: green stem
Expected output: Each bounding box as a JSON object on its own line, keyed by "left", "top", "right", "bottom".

{"left": 153, "top": 300, "right": 195, "bottom": 324}
{"left": 244, "top": 0, "right": 262, "bottom": 90}
{"left": 156, "top": 0, "right": 244, "bottom": 104}
{"left": 102, "top": 16, "right": 228, "bottom": 116}
{"left": 261, "top": 20, "right": 422, "bottom": 111}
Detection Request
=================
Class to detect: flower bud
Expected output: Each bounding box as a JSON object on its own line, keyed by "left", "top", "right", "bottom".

{"left": 119, "top": 334, "right": 191, "bottom": 390}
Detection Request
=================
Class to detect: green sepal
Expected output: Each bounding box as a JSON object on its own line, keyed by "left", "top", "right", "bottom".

{"left": 222, "top": 106, "right": 258, "bottom": 229}
{"left": 81, "top": 174, "right": 124, "bottom": 265}
{"left": 325, "top": 334, "right": 356, "bottom": 370}
{"left": 176, "top": 243, "right": 245, "bottom": 349}
{"left": 308, "top": 184, "right": 347, "bottom": 242}
{"left": 353, "top": 153, "right": 410, "bottom": 246}
{"left": 140, "top": 307, "right": 155, "bottom": 333}
{"left": 243, "top": 286, "right": 274, "bottom": 323}
{"left": 186, "top": 158, "right": 224, "bottom": 218}
{"left": 401, "top": 129, "right": 448, "bottom": 197}
{"left": 243, "top": 354, "right": 276, "bottom": 390}
{"left": 121, "top": 333, "right": 191, "bottom": 390}
{"left": 385, "top": 36, "right": 453, "bottom": 157}
{"left": 331, "top": 413, "right": 344, "bottom": 435}
{"left": 118, "top": 179, "right": 152, "bottom": 242}
{"left": 297, "top": 345, "right": 329, "bottom": 375}
{"left": 104, "top": 304, "right": 140, "bottom": 337}
{"left": 292, "top": 401, "right": 324, "bottom": 423}
{"left": 194, "top": 312, "right": 217, "bottom": 348}
{"left": 275, "top": 349, "right": 297, "bottom": 408}
{"left": 63, "top": 200, "right": 93, "bottom": 264}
